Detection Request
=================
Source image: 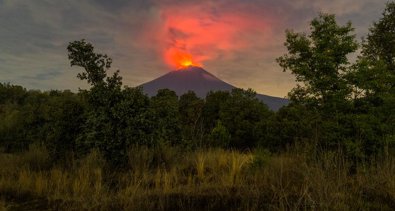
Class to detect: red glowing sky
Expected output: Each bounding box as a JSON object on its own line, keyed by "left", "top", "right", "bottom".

{"left": 141, "top": 2, "right": 273, "bottom": 69}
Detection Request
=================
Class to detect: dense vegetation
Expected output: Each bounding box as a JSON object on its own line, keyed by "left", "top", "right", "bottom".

{"left": 1, "top": 2, "right": 395, "bottom": 210}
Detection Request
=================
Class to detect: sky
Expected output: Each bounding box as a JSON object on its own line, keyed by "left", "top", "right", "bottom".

{"left": 0, "top": 0, "right": 390, "bottom": 97}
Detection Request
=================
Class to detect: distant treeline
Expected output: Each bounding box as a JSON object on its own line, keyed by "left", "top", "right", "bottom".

{"left": 1, "top": 3, "right": 395, "bottom": 166}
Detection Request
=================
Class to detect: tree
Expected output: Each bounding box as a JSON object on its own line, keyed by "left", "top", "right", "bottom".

{"left": 277, "top": 14, "right": 357, "bottom": 108}
{"left": 67, "top": 40, "right": 126, "bottom": 166}
{"left": 348, "top": 2, "right": 395, "bottom": 157}
{"left": 67, "top": 40, "right": 121, "bottom": 88}
{"left": 258, "top": 104, "right": 319, "bottom": 151}
{"left": 149, "top": 89, "right": 181, "bottom": 145}
{"left": 277, "top": 14, "right": 358, "bottom": 150}
{"left": 219, "top": 89, "right": 272, "bottom": 149}
{"left": 0, "top": 83, "right": 27, "bottom": 105}
{"left": 363, "top": 2, "right": 395, "bottom": 74}
{"left": 209, "top": 120, "right": 230, "bottom": 148}
{"left": 0, "top": 84, "right": 28, "bottom": 151}
{"left": 202, "top": 91, "right": 230, "bottom": 132}
{"left": 120, "top": 87, "right": 153, "bottom": 146}
{"left": 348, "top": 2, "right": 395, "bottom": 97}
{"left": 45, "top": 91, "right": 85, "bottom": 161}
{"left": 179, "top": 91, "right": 204, "bottom": 148}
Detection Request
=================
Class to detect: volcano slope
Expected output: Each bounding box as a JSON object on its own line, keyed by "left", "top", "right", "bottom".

{"left": 141, "top": 66, "right": 288, "bottom": 110}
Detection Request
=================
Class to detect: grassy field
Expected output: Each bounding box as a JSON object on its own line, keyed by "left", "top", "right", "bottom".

{"left": 1, "top": 144, "right": 395, "bottom": 210}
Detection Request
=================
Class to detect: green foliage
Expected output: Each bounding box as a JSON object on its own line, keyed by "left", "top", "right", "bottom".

{"left": 0, "top": 87, "right": 53, "bottom": 151}
{"left": 363, "top": 2, "right": 395, "bottom": 73}
{"left": 275, "top": 7, "right": 395, "bottom": 159}
{"left": 120, "top": 87, "right": 153, "bottom": 146}
{"left": 45, "top": 90, "right": 85, "bottom": 160}
{"left": 0, "top": 104, "right": 26, "bottom": 151}
{"left": 0, "top": 83, "right": 27, "bottom": 105}
{"left": 349, "top": 2, "right": 395, "bottom": 97}
{"left": 179, "top": 91, "right": 204, "bottom": 148}
{"left": 276, "top": 13, "right": 365, "bottom": 156}
{"left": 67, "top": 39, "right": 120, "bottom": 87}
{"left": 277, "top": 13, "right": 357, "bottom": 106}
{"left": 345, "top": 2, "right": 395, "bottom": 158}
{"left": 219, "top": 89, "right": 272, "bottom": 149}
{"left": 202, "top": 89, "right": 273, "bottom": 149}
{"left": 202, "top": 91, "right": 230, "bottom": 131}
{"left": 67, "top": 40, "right": 127, "bottom": 166}
{"left": 259, "top": 104, "right": 319, "bottom": 151}
{"left": 209, "top": 120, "right": 230, "bottom": 147}
{"left": 149, "top": 89, "right": 181, "bottom": 145}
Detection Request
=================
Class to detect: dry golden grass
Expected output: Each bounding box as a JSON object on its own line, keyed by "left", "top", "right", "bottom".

{"left": 0, "top": 145, "right": 395, "bottom": 210}
{"left": 0, "top": 198, "right": 7, "bottom": 211}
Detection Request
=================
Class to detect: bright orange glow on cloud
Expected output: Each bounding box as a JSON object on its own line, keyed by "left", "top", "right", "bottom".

{"left": 139, "top": 2, "right": 274, "bottom": 70}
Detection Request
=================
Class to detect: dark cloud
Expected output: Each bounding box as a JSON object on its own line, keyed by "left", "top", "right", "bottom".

{"left": 21, "top": 69, "right": 64, "bottom": 81}
{"left": 0, "top": 0, "right": 389, "bottom": 97}
{"left": 92, "top": 0, "right": 154, "bottom": 11}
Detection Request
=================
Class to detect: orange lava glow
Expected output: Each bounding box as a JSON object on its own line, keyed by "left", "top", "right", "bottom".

{"left": 165, "top": 49, "right": 201, "bottom": 69}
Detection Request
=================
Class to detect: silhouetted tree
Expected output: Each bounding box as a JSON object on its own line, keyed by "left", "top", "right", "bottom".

{"left": 67, "top": 39, "right": 127, "bottom": 166}
{"left": 202, "top": 91, "right": 230, "bottom": 132}
{"left": 277, "top": 14, "right": 359, "bottom": 152}
{"left": 219, "top": 89, "right": 272, "bottom": 149}
{"left": 209, "top": 120, "right": 231, "bottom": 148}
{"left": 179, "top": 91, "right": 204, "bottom": 148}
{"left": 347, "top": 2, "right": 395, "bottom": 157}
{"left": 149, "top": 89, "right": 181, "bottom": 145}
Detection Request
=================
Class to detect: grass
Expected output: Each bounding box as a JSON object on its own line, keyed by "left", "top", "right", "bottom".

{"left": 0, "top": 144, "right": 395, "bottom": 210}
{"left": 0, "top": 198, "right": 6, "bottom": 211}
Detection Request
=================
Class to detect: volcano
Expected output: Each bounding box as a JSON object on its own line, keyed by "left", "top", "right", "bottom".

{"left": 140, "top": 66, "right": 288, "bottom": 110}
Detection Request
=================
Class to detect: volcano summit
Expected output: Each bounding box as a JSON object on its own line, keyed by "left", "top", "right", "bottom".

{"left": 141, "top": 66, "right": 288, "bottom": 110}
